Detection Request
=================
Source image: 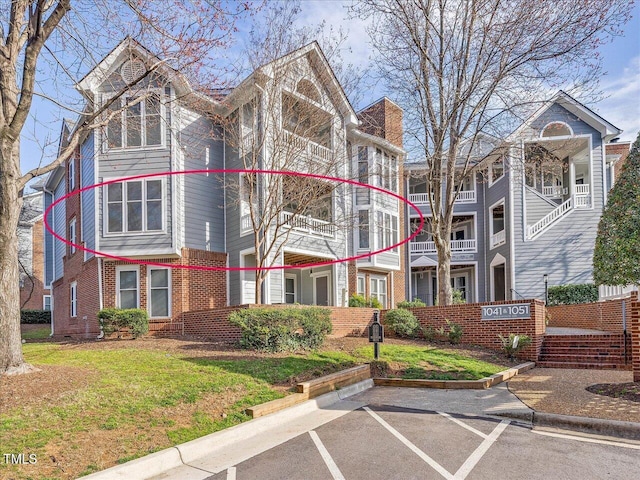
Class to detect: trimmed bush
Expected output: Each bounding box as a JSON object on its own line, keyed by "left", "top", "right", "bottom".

{"left": 547, "top": 284, "right": 598, "bottom": 305}
{"left": 384, "top": 309, "right": 419, "bottom": 337}
{"left": 397, "top": 298, "right": 426, "bottom": 309}
{"left": 97, "top": 308, "right": 149, "bottom": 338}
{"left": 20, "top": 309, "right": 52, "bottom": 324}
{"left": 446, "top": 319, "right": 463, "bottom": 344}
{"left": 348, "top": 294, "right": 382, "bottom": 309}
{"left": 229, "top": 307, "right": 332, "bottom": 352}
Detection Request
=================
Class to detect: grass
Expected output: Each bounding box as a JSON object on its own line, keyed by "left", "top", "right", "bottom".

{"left": 21, "top": 326, "right": 51, "bottom": 340}
{"left": 0, "top": 339, "right": 508, "bottom": 479}
{"left": 353, "top": 344, "right": 506, "bottom": 380}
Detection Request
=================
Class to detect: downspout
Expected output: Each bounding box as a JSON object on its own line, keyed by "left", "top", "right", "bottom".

{"left": 43, "top": 185, "right": 55, "bottom": 338}
{"left": 223, "top": 126, "right": 229, "bottom": 306}
{"left": 96, "top": 257, "right": 104, "bottom": 339}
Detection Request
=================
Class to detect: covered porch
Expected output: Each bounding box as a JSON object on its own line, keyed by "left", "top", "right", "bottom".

{"left": 409, "top": 263, "right": 477, "bottom": 306}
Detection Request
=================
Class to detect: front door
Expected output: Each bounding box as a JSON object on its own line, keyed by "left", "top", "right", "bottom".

{"left": 314, "top": 275, "right": 329, "bottom": 306}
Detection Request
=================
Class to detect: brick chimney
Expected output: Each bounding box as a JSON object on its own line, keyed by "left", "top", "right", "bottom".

{"left": 357, "top": 98, "right": 403, "bottom": 149}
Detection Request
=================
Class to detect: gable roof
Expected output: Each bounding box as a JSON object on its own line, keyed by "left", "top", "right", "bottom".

{"left": 508, "top": 90, "right": 622, "bottom": 142}
{"left": 222, "top": 42, "right": 358, "bottom": 126}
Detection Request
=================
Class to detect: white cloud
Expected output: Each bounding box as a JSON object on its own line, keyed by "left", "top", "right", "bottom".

{"left": 594, "top": 55, "right": 640, "bottom": 141}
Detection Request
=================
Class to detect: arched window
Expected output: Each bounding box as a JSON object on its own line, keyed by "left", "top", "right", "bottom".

{"left": 541, "top": 122, "right": 572, "bottom": 138}
{"left": 296, "top": 79, "right": 321, "bottom": 103}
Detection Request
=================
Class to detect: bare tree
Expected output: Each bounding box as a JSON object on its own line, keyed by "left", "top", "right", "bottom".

{"left": 353, "top": 0, "right": 633, "bottom": 305}
{"left": 223, "top": 3, "right": 356, "bottom": 304}
{"left": 0, "top": 0, "right": 252, "bottom": 375}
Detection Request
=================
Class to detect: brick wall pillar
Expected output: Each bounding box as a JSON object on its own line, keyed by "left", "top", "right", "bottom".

{"left": 630, "top": 291, "right": 640, "bottom": 382}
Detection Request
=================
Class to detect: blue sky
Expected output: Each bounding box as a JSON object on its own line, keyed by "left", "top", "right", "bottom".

{"left": 20, "top": 1, "right": 640, "bottom": 179}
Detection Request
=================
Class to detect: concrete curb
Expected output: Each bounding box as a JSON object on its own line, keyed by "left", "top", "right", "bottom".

{"left": 373, "top": 362, "right": 535, "bottom": 389}
{"left": 532, "top": 412, "right": 640, "bottom": 442}
{"left": 82, "top": 379, "right": 374, "bottom": 479}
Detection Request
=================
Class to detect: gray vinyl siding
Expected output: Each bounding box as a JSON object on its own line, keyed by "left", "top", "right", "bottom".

{"left": 53, "top": 179, "right": 66, "bottom": 281}
{"left": 524, "top": 187, "right": 556, "bottom": 225}
{"left": 97, "top": 115, "right": 173, "bottom": 253}
{"left": 44, "top": 191, "right": 54, "bottom": 286}
{"left": 485, "top": 167, "right": 512, "bottom": 300}
{"left": 180, "top": 109, "right": 225, "bottom": 252}
{"left": 225, "top": 127, "right": 258, "bottom": 306}
{"left": 513, "top": 102, "right": 604, "bottom": 299}
{"left": 81, "top": 133, "right": 96, "bottom": 256}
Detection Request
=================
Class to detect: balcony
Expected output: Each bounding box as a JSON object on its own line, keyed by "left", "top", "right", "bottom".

{"left": 281, "top": 211, "right": 334, "bottom": 238}
{"left": 490, "top": 229, "right": 506, "bottom": 248}
{"left": 408, "top": 190, "right": 476, "bottom": 205}
{"left": 410, "top": 239, "right": 476, "bottom": 254}
{"left": 542, "top": 186, "right": 567, "bottom": 197}
{"left": 282, "top": 130, "right": 332, "bottom": 163}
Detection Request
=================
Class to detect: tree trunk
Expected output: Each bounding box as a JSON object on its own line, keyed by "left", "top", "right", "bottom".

{"left": 0, "top": 139, "right": 35, "bottom": 375}
{"left": 436, "top": 238, "right": 452, "bottom": 306}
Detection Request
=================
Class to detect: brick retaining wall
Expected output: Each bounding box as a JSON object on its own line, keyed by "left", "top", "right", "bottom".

{"left": 182, "top": 305, "right": 378, "bottom": 341}
{"left": 547, "top": 298, "right": 631, "bottom": 333}
{"left": 630, "top": 292, "right": 640, "bottom": 382}
{"left": 405, "top": 299, "right": 546, "bottom": 361}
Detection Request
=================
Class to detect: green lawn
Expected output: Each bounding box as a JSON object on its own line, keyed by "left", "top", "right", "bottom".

{"left": 0, "top": 340, "right": 507, "bottom": 479}
{"left": 21, "top": 325, "right": 51, "bottom": 340}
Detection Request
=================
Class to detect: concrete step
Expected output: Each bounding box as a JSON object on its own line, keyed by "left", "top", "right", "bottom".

{"left": 538, "top": 354, "right": 627, "bottom": 363}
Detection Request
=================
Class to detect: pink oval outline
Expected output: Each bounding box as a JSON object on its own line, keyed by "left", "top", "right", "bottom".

{"left": 44, "top": 169, "right": 425, "bottom": 271}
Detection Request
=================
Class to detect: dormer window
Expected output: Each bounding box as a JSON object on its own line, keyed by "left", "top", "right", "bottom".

{"left": 106, "top": 92, "right": 163, "bottom": 149}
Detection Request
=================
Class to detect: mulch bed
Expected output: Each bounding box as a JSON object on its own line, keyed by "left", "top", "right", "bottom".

{"left": 586, "top": 383, "right": 640, "bottom": 403}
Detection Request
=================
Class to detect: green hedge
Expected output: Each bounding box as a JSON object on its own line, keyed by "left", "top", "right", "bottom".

{"left": 229, "top": 307, "right": 332, "bottom": 352}
{"left": 397, "top": 298, "right": 426, "bottom": 309}
{"left": 547, "top": 284, "right": 598, "bottom": 306}
{"left": 20, "top": 309, "right": 52, "bottom": 324}
{"left": 348, "top": 294, "right": 382, "bottom": 309}
{"left": 97, "top": 308, "right": 149, "bottom": 338}
{"left": 384, "top": 309, "right": 419, "bottom": 337}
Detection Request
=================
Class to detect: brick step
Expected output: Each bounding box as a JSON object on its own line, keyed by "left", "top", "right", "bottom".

{"left": 536, "top": 361, "right": 632, "bottom": 370}
{"left": 543, "top": 334, "right": 627, "bottom": 343}
{"left": 538, "top": 354, "right": 627, "bottom": 363}
{"left": 540, "top": 347, "right": 629, "bottom": 355}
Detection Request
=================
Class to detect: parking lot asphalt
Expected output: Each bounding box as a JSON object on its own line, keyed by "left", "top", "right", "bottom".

{"left": 137, "top": 383, "right": 640, "bottom": 480}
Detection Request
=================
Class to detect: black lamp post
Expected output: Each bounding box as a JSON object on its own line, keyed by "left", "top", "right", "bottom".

{"left": 543, "top": 274, "right": 548, "bottom": 305}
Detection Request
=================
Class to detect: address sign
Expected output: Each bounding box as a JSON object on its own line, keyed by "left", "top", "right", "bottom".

{"left": 481, "top": 303, "right": 531, "bottom": 320}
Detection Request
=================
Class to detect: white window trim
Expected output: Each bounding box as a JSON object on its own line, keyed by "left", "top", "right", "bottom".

{"left": 70, "top": 281, "right": 77, "bottom": 318}
{"left": 69, "top": 157, "right": 76, "bottom": 191}
{"left": 489, "top": 198, "right": 506, "bottom": 249}
{"left": 43, "top": 294, "right": 52, "bottom": 311}
{"left": 103, "top": 90, "right": 166, "bottom": 152}
{"left": 147, "top": 267, "right": 171, "bottom": 318}
{"left": 284, "top": 273, "right": 297, "bottom": 304}
{"left": 103, "top": 178, "right": 166, "bottom": 236}
{"left": 357, "top": 275, "right": 365, "bottom": 297}
{"left": 488, "top": 157, "right": 505, "bottom": 186}
{"left": 370, "top": 275, "right": 388, "bottom": 308}
{"left": 116, "top": 265, "right": 140, "bottom": 309}
{"left": 69, "top": 217, "right": 77, "bottom": 254}
{"left": 358, "top": 209, "right": 370, "bottom": 250}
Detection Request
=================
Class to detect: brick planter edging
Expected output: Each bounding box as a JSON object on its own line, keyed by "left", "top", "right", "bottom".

{"left": 372, "top": 362, "right": 536, "bottom": 390}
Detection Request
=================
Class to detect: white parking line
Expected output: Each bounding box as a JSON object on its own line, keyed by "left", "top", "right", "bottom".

{"left": 452, "top": 420, "right": 510, "bottom": 480}
{"left": 437, "top": 411, "right": 488, "bottom": 439}
{"left": 226, "top": 466, "right": 236, "bottom": 480}
{"left": 309, "top": 430, "right": 346, "bottom": 480}
{"left": 532, "top": 430, "right": 640, "bottom": 450}
{"left": 364, "top": 406, "right": 454, "bottom": 480}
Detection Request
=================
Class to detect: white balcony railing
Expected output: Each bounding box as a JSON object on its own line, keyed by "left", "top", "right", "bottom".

{"left": 282, "top": 130, "right": 332, "bottom": 163}
{"left": 281, "top": 211, "right": 334, "bottom": 238}
{"left": 574, "top": 195, "right": 591, "bottom": 208}
{"left": 574, "top": 184, "right": 590, "bottom": 195}
{"left": 542, "top": 186, "right": 567, "bottom": 197}
{"left": 410, "top": 239, "right": 476, "bottom": 254}
{"left": 491, "top": 229, "right": 506, "bottom": 248}
{"left": 408, "top": 190, "right": 476, "bottom": 205}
